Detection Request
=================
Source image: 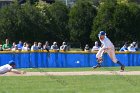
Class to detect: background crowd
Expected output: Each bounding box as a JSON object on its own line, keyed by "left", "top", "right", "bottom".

{"left": 0, "top": 39, "right": 139, "bottom": 52}
{"left": 84, "top": 41, "right": 139, "bottom": 52}
{"left": 0, "top": 39, "right": 70, "bottom": 52}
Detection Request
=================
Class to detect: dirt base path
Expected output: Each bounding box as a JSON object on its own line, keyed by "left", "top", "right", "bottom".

{"left": 1, "top": 71, "right": 140, "bottom": 76}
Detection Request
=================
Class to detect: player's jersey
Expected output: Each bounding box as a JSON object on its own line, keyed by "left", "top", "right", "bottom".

{"left": 99, "top": 36, "right": 114, "bottom": 48}
{"left": 0, "top": 64, "right": 13, "bottom": 74}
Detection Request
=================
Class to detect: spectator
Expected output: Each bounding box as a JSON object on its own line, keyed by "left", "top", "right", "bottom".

{"left": 60, "top": 42, "right": 68, "bottom": 51}
{"left": 67, "top": 44, "right": 70, "bottom": 51}
{"left": 11, "top": 42, "right": 17, "bottom": 51}
{"left": 84, "top": 44, "right": 90, "bottom": 51}
{"left": 17, "top": 41, "right": 23, "bottom": 50}
{"left": 38, "top": 42, "right": 42, "bottom": 50}
{"left": 128, "top": 43, "right": 136, "bottom": 52}
{"left": 91, "top": 41, "right": 100, "bottom": 51}
{"left": 0, "top": 45, "right": 3, "bottom": 51}
{"left": 31, "top": 42, "right": 38, "bottom": 51}
{"left": 51, "top": 42, "right": 59, "bottom": 50}
{"left": 2, "top": 39, "right": 11, "bottom": 51}
{"left": 43, "top": 41, "right": 50, "bottom": 52}
{"left": 22, "top": 42, "right": 30, "bottom": 51}
{"left": 132, "top": 42, "right": 138, "bottom": 51}
{"left": 119, "top": 42, "right": 128, "bottom": 52}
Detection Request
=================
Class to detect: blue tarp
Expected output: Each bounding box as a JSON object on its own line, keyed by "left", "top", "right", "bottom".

{"left": 0, "top": 52, "right": 140, "bottom": 68}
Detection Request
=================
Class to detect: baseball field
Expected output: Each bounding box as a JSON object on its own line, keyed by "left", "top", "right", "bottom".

{"left": 0, "top": 67, "right": 140, "bottom": 93}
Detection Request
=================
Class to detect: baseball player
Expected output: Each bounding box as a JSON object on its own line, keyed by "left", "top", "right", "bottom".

{"left": 0, "top": 60, "right": 25, "bottom": 74}
{"left": 93, "top": 31, "right": 125, "bottom": 71}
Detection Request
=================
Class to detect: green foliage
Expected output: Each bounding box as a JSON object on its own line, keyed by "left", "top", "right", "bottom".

{"left": 0, "top": 3, "right": 30, "bottom": 42}
{"left": 91, "top": 0, "right": 140, "bottom": 44}
{"left": 48, "top": 1, "right": 69, "bottom": 41}
{"left": 0, "top": 1, "right": 69, "bottom": 42}
{"left": 36, "top": 1, "right": 69, "bottom": 42}
{"left": 0, "top": 2, "right": 46, "bottom": 42}
{"left": 90, "top": 0, "right": 117, "bottom": 41}
{"left": 69, "top": 0, "right": 97, "bottom": 48}
{"left": 0, "top": 0, "right": 139, "bottom": 46}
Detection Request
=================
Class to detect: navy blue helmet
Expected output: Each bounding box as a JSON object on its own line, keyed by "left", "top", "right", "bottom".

{"left": 98, "top": 31, "right": 106, "bottom": 37}
{"left": 9, "top": 60, "right": 16, "bottom": 65}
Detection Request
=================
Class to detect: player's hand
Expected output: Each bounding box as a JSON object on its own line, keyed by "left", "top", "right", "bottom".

{"left": 21, "top": 71, "right": 26, "bottom": 74}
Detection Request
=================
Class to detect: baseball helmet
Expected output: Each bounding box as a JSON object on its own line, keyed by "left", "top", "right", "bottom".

{"left": 98, "top": 31, "right": 106, "bottom": 36}
{"left": 9, "top": 60, "right": 16, "bottom": 65}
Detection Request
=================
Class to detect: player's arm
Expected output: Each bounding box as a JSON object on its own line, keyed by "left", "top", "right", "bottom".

{"left": 10, "top": 69, "right": 26, "bottom": 74}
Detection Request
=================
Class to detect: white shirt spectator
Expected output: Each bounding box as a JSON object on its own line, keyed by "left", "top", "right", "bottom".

{"left": 51, "top": 42, "right": 59, "bottom": 50}
{"left": 31, "top": 46, "right": 38, "bottom": 51}
{"left": 92, "top": 41, "right": 100, "bottom": 51}
{"left": 31, "top": 42, "right": 38, "bottom": 51}
{"left": 38, "top": 42, "right": 42, "bottom": 50}
{"left": 11, "top": 45, "right": 17, "bottom": 51}
{"left": 128, "top": 44, "right": 136, "bottom": 52}
{"left": 132, "top": 42, "right": 138, "bottom": 50}
{"left": 84, "top": 44, "right": 90, "bottom": 51}
{"left": 43, "top": 45, "right": 50, "bottom": 50}
{"left": 22, "top": 47, "right": 30, "bottom": 51}
{"left": 11, "top": 42, "right": 17, "bottom": 51}
{"left": 43, "top": 41, "right": 50, "bottom": 50}
{"left": 0, "top": 64, "right": 13, "bottom": 74}
{"left": 22, "top": 42, "right": 30, "bottom": 51}
{"left": 60, "top": 42, "right": 67, "bottom": 51}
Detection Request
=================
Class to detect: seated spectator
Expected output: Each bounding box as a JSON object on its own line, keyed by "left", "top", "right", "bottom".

{"left": 11, "top": 42, "right": 18, "bottom": 51}
{"left": 2, "top": 39, "right": 11, "bottom": 51}
{"left": 38, "top": 42, "right": 42, "bottom": 50}
{"left": 31, "top": 42, "right": 38, "bottom": 51}
{"left": 22, "top": 42, "right": 30, "bottom": 51}
{"left": 0, "top": 45, "right": 3, "bottom": 51}
{"left": 128, "top": 43, "right": 136, "bottom": 52}
{"left": 119, "top": 42, "right": 128, "bottom": 52}
{"left": 91, "top": 41, "right": 100, "bottom": 51}
{"left": 43, "top": 41, "right": 50, "bottom": 52}
{"left": 17, "top": 41, "right": 23, "bottom": 50}
{"left": 84, "top": 44, "right": 90, "bottom": 51}
{"left": 51, "top": 42, "right": 59, "bottom": 50}
{"left": 60, "top": 42, "right": 68, "bottom": 51}
{"left": 132, "top": 42, "right": 138, "bottom": 51}
{"left": 67, "top": 44, "right": 70, "bottom": 51}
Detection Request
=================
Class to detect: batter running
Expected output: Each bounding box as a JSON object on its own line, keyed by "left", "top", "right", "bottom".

{"left": 93, "top": 31, "right": 125, "bottom": 71}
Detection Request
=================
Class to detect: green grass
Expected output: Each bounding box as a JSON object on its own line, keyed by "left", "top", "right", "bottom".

{"left": 0, "top": 75, "right": 140, "bottom": 93}
{"left": 1, "top": 67, "right": 140, "bottom": 93}
{"left": 19, "top": 66, "right": 140, "bottom": 72}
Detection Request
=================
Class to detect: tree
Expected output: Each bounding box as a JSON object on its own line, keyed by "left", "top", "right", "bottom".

{"left": 0, "top": 2, "right": 49, "bottom": 42}
{"left": 19, "top": 3, "right": 48, "bottom": 42}
{"left": 36, "top": 1, "right": 69, "bottom": 43}
{"left": 91, "top": 0, "right": 140, "bottom": 45}
{"left": 111, "top": 2, "right": 140, "bottom": 42}
{"left": 0, "top": 2, "right": 21, "bottom": 42}
{"left": 48, "top": 1, "right": 69, "bottom": 42}
{"left": 69, "top": 0, "right": 97, "bottom": 49}
{"left": 90, "top": 0, "right": 117, "bottom": 42}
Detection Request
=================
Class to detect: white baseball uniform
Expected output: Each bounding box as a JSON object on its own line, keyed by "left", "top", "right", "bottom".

{"left": 96, "top": 36, "right": 118, "bottom": 63}
{"left": 0, "top": 64, "right": 13, "bottom": 74}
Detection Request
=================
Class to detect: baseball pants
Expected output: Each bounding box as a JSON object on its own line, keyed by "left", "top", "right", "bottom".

{"left": 96, "top": 47, "right": 118, "bottom": 63}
